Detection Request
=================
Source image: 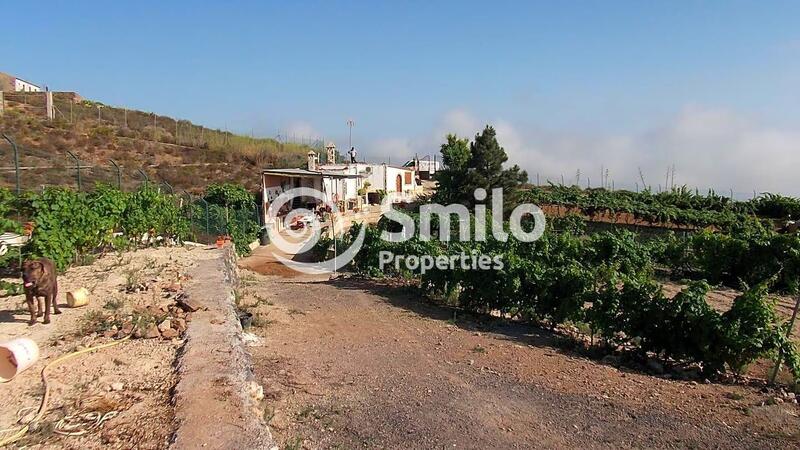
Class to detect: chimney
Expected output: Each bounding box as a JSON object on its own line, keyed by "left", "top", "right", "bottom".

{"left": 326, "top": 142, "right": 336, "bottom": 164}
{"left": 307, "top": 150, "right": 317, "bottom": 171}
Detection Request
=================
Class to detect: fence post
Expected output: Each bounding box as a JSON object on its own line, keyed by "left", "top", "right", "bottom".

{"left": 109, "top": 159, "right": 122, "bottom": 189}
{"left": 161, "top": 180, "right": 174, "bottom": 194}
{"left": 137, "top": 169, "right": 149, "bottom": 189}
{"left": 66, "top": 150, "right": 82, "bottom": 191}
{"left": 181, "top": 190, "right": 194, "bottom": 236}
{"left": 1, "top": 134, "right": 21, "bottom": 195}
{"left": 200, "top": 197, "right": 211, "bottom": 235}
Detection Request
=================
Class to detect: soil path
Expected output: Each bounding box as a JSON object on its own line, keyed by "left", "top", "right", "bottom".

{"left": 239, "top": 272, "right": 800, "bottom": 449}
{"left": 0, "top": 246, "right": 216, "bottom": 449}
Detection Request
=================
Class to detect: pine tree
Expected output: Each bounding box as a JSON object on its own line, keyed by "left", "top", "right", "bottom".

{"left": 433, "top": 134, "right": 471, "bottom": 204}
{"left": 433, "top": 126, "right": 527, "bottom": 213}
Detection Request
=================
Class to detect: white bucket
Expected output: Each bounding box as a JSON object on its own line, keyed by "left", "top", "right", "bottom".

{"left": 0, "top": 338, "right": 40, "bottom": 382}
{"left": 66, "top": 288, "right": 90, "bottom": 308}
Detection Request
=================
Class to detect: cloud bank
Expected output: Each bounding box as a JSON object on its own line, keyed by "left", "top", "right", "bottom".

{"left": 368, "top": 106, "right": 800, "bottom": 197}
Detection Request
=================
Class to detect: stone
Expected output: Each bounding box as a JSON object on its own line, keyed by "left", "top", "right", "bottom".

{"left": 161, "top": 328, "right": 179, "bottom": 339}
{"left": 103, "top": 330, "right": 117, "bottom": 338}
{"left": 144, "top": 324, "right": 161, "bottom": 339}
{"left": 158, "top": 319, "right": 172, "bottom": 333}
{"left": 110, "top": 382, "right": 124, "bottom": 391}
{"left": 175, "top": 294, "right": 201, "bottom": 312}
{"left": 121, "top": 322, "right": 134, "bottom": 335}
{"left": 172, "top": 318, "right": 187, "bottom": 333}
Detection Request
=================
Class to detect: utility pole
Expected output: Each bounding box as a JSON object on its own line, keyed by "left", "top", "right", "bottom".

{"left": 638, "top": 167, "right": 647, "bottom": 191}
{"left": 46, "top": 91, "right": 54, "bottom": 120}
{"left": 671, "top": 164, "right": 676, "bottom": 190}
{"left": 347, "top": 119, "right": 355, "bottom": 149}
{"left": 601, "top": 165, "right": 604, "bottom": 189}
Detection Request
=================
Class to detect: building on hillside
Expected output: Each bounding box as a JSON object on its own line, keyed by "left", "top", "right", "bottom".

{"left": 261, "top": 151, "right": 364, "bottom": 227}
{"left": 260, "top": 148, "right": 422, "bottom": 226}
{"left": 0, "top": 72, "right": 42, "bottom": 92}
{"left": 317, "top": 161, "right": 420, "bottom": 204}
{"left": 403, "top": 155, "right": 441, "bottom": 180}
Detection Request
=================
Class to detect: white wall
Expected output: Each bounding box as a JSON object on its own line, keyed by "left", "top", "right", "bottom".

{"left": 385, "top": 166, "right": 418, "bottom": 193}
{"left": 14, "top": 79, "right": 41, "bottom": 92}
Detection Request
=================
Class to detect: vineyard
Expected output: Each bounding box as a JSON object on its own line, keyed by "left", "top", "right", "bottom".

{"left": 524, "top": 184, "right": 800, "bottom": 230}
{"left": 0, "top": 182, "right": 261, "bottom": 273}
{"left": 317, "top": 200, "right": 800, "bottom": 385}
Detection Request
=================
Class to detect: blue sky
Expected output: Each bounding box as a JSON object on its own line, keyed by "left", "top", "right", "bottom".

{"left": 4, "top": 1, "right": 800, "bottom": 194}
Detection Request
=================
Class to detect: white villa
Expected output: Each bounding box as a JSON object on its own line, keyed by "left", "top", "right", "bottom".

{"left": 260, "top": 143, "right": 421, "bottom": 226}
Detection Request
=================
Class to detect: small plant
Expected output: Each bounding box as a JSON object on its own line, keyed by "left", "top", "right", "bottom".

{"left": 263, "top": 405, "right": 275, "bottom": 423}
{"left": 284, "top": 436, "right": 304, "bottom": 450}
{"left": 251, "top": 312, "right": 275, "bottom": 328}
{"left": 104, "top": 297, "right": 125, "bottom": 312}
{"left": 0, "top": 280, "right": 24, "bottom": 297}
{"left": 124, "top": 268, "right": 146, "bottom": 293}
{"left": 296, "top": 405, "right": 315, "bottom": 421}
{"left": 79, "top": 310, "right": 116, "bottom": 335}
{"left": 253, "top": 294, "right": 273, "bottom": 306}
{"left": 472, "top": 345, "right": 487, "bottom": 354}
{"left": 131, "top": 308, "right": 165, "bottom": 335}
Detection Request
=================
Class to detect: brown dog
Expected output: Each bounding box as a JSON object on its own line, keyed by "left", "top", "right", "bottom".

{"left": 22, "top": 258, "right": 61, "bottom": 325}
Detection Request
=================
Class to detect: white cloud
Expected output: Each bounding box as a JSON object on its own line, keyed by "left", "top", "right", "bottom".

{"left": 282, "top": 121, "right": 320, "bottom": 139}
{"left": 366, "top": 106, "right": 800, "bottom": 197}
{"left": 370, "top": 137, "right": 414, "bottom": 164}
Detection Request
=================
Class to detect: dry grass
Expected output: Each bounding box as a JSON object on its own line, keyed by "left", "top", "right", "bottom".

{"left": 0, "top": 98, "right": 316, "bottom": 192}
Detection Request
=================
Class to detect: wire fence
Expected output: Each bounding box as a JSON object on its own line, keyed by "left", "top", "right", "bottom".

{"left": 185, "top": 198, "right": 263, "bottom": 245}
{"left": 0, "top": 135, "right": 177, "bottom": 194}
{"left": 0, "top": 133, "right": 263, "bottom": 246}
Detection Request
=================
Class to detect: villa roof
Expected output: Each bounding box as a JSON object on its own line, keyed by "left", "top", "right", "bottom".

{"left": 262, "top": 168, "right": 362, "bottom": 178}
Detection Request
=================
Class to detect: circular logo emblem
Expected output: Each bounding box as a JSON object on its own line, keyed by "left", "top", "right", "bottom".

{"left": 265, "top": 187, "right": 365, "bottom": 274}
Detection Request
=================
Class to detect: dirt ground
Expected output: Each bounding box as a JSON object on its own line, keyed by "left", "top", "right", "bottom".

{"left": 0, "top": 246, "right": 216, "bottom": 449}
{"left": 237, "top": 269, "right": 800, "bottom": 449}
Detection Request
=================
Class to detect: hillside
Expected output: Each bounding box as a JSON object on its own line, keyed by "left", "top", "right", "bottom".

{"left": 0, "top": 92, "right": 316, "bottom": 193}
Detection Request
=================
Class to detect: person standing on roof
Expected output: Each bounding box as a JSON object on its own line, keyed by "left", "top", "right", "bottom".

{"left": 348, "top": 146, "right": 358, "bottom": 163}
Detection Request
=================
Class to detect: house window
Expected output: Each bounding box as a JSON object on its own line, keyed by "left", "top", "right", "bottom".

{"left": 404, "top": 172, "right": 412, "bottom": 185}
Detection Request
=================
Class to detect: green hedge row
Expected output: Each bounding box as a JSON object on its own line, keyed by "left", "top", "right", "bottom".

{"left": 523, "top": 185, "right": 800, "bottom": 229}
{"left": 6, "top": 185, "right": 189, "bottom": 270}
{"left": 320, "top": 215, "right": 800, "bottom": 381}
{"left": 0, "top": 183, "right": 262, "bottom": 270}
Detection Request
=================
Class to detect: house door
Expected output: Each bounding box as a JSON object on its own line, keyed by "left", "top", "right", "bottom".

{"left": 396, "top": 174, "right": 402, "bottom": 193}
